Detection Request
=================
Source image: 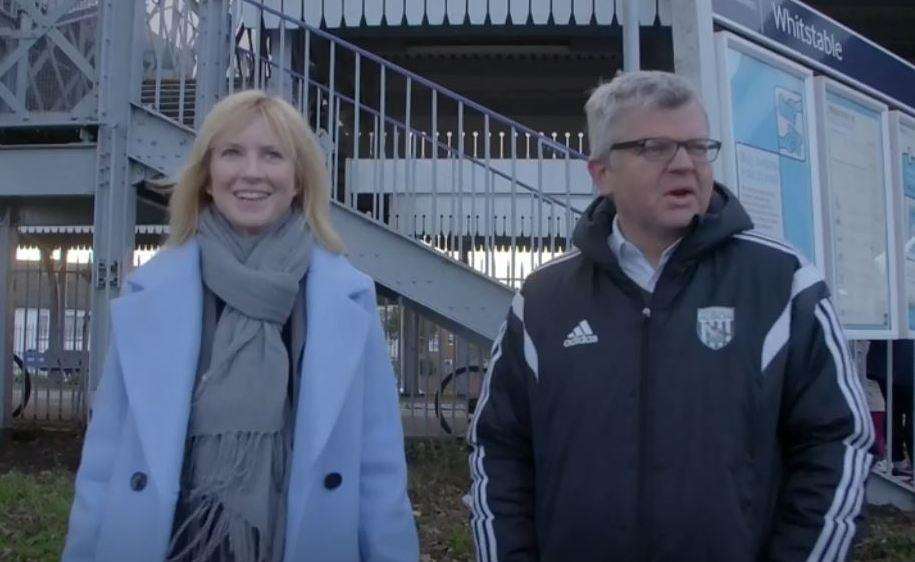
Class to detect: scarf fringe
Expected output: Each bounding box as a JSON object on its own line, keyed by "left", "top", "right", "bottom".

{"left": 167, "top": 495, "right": 265, "bottom": 562}
{"left": 169, "top": 431, "right": 288, "bottom": 561}
{"left": 182, "top": 430, "right": 288, "bottom": 495}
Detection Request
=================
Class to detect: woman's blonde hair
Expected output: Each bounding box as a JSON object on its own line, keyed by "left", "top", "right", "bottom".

{"left": 167, "top": 89, "right": 344, "bottom": 253}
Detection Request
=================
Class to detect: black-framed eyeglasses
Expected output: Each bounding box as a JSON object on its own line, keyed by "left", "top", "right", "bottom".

{"left": 609, "top": 137, "right": 722, "bottom": 163}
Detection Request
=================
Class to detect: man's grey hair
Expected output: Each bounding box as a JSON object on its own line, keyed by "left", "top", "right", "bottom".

{"left": 585, "top": 71, "right": 704, "bottom": 162}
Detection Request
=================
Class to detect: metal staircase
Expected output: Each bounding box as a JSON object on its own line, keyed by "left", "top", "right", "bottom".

{"left": 129, "top": 0, "right": 595, "bottom": 343}
{"left": 139, "top": 78, "right": 196, "bottom": 127}
{"left": 0, "top": 0, "right": 595, "bottom": 438}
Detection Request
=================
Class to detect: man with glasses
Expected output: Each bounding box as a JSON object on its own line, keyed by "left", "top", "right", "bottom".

{"left": 469, "top": 71, "right": 872, "bottom": 562}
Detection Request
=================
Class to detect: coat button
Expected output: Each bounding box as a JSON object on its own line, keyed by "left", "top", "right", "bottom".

{"left": 324, "top": 472, "right": 342, "bottom": 490}
{"left": 130, "top": 471, "right": 147, "bottom": 492}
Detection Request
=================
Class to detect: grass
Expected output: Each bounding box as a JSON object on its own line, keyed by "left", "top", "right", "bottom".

{"left": 854, "top": 503, "right": 915, "bottom": 562}
{"left": 0, "top": 470, "right": 73, "bottom": 562}
{"left": 0, "top": 437, "right": 913, "bottom": 561}
{"left": 407, "top": 439, "right": 475, "bottom": 562}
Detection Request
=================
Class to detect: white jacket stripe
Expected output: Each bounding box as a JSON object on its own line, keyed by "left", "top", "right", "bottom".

{"left": 512, "top": 292, "right": 539, "bottom": 380}
{"left": 805, "top": 301, "right": 873, "bottom": 562}
{"left": 761, "top": 264, "right": 822, "bottom": 372}
{"left": 468, "top": 321, "right": 507, "bottom": 562}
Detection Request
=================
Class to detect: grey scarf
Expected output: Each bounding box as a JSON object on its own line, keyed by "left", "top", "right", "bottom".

{"left": 168, "top": 208, "right": 312, "bottom": 562}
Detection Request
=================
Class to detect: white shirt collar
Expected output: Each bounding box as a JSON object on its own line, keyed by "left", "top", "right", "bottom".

{"left": 608, "top": 215, "right": 682, "bottom": 293}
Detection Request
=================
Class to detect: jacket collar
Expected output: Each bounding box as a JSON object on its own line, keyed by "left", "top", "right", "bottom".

{"left": 572, "top": 183, "right": 753, "bottom": 271}
{"left": 110, "top": 239, "right": 371, "bottom": 505}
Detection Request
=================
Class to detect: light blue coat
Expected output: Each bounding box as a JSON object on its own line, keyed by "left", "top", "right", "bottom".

{"left": 63, "top": 240, "right": 419, "bottom": 562}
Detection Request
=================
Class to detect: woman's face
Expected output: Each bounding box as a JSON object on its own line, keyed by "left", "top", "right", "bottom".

{"left": 207, "top": 116, "right": 298, "bottom": 235}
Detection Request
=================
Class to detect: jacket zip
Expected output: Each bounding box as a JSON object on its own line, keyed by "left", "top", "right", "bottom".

{"left": 637, "top": 303, "right": 652, "bottom": 561}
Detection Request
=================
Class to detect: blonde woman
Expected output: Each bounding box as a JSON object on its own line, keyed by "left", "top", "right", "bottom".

{"left": 63, "top": 90, "right": 419, "bottom": 562}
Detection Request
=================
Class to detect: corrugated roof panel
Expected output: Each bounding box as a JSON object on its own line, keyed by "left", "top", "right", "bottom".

{"left": 17, "top": 225, "right": 170, "bottom": 235}
{"left": 490, "top": 0, "right": 509, "bottom": 25}
{"left": 553, "top": 0, "right": 572, "bottom": 25}
{"left": 594, "top": 0, "right": 615, "bottom": 25}
{"left": 510, "top": 0, "right": 528, "bottom": 25}
{"left": 406, "top": 0, "right": 424, "bottom": 25}
{"left": 303, "top": 0, "right": 324, "bottom": 27}
{"left": 467, "top": 0, "right": 487, "bottom": 25}
{"left": 284, "top": 0, "right": 303, "bottom": 22}
{"left": 344, "top": 0, "right": 361, "bottom": 27}
{"left": 304, "top": 0, "right": 322, "bottom": 25}
{"left": 254, "top": 0, "right": 639, "bottom": 27}
{"left": 640, "top": 0, "right": 655, "bottom": 25}
{"left": 573, "top": 0, "right": 593, "bottom": 26}
{"left": 531, "top": 0, "right": 550, "bottom": 24}
{"left": 365, "top": 0, "right": 383, "bottom": 25}
{"left": 385, "top": 0, "right": 404, "bottom": 25}
{"left": 427, "top": 0, "right": 446, "bottom": 25}
{"left": 656, "top": 0, "right": 671, "bottom": 25}
{"left": 324, "top": 0, "right": 343, "bottom": 28}
{"left": 447, "top": 0, "right": 465, "bottom": 25}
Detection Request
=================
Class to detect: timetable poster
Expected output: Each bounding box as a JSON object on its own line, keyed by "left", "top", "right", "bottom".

{"left": 899, "top": 121, "right": 915, "bottom": 330}
{"left": 725, "top": 46, "right": 817, "bottom": 262}
{"left": 823, "top": 91, "right": 890, "bottom": 330}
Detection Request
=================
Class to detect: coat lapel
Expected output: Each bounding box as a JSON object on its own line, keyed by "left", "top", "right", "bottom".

{"left": 294, "top": 247, "right": 370, "bottom": 465}
{"left": 110, "top": 241, "right": 202, "bottom": 501}
{"left": 285, "top": 248, "right": 371, "bottom": 551}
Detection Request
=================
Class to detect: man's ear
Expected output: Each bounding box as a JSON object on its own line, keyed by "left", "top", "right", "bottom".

{"left": 587, "top": 159, "right": 613, "bottom": 197}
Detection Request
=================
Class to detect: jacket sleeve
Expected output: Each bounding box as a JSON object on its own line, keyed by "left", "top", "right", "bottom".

{"left": 764, "top": 273, "right": 874, "bottom": 562}
{"left": 61, "top": 339, "right": 128, "bottom": 561}
{"left": 358, "top": 289, "right": 420, "bottom": 562}
{"left": 467, "top": 292, "right": 537, "bottom": 562}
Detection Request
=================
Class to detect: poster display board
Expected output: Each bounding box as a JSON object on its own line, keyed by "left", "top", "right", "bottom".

{"left": 712, "top": 0, "right": 915, "bottom": 112}
{"left": 891, "top": 112, "right": 915, "bottom": 335}
{"left": 715, "top": 32, "right": 823, "bottom": 267}
{"left": 816, "top": 77, "right": 897, "bottom": 337}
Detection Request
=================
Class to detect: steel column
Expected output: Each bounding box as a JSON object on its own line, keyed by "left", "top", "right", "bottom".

{"left": 88, "top": 0, "right": 144, "bottom": 407}
{"left": 622, "top": 0, "right": 641, "bottom": 72}
{"left": 668, "top": 0, "right": 723, "bottom": 171}
{"left": 196, "top": 0, "right": 231, "bottom": 128}
{"left": 0, "top": 206, "right": 17, "bottom": 434}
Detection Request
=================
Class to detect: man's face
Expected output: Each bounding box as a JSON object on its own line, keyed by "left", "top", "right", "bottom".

{"left": 587, "top": 100, "right": 715, "bottom": 247}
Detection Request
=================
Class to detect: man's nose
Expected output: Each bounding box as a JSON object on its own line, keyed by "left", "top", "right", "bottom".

{"left": 666, "top": 144, "right": 696, "bottom": 171}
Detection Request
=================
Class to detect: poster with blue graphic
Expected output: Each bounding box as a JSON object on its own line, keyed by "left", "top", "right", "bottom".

{"left": 722, "top": 40, "right": 819, "bottom": 264}
{"left": 776, "top": 87, "right": 806, "bottom": 160}
{"left": 712, "top": 0, "right": 915, "bottom": 112}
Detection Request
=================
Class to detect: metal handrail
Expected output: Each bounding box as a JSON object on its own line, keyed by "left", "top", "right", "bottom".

{"left": 249, "top": 51, "right": 586, "bottom": 216}
{"left": 244, "top": 0, "right": 588, "bottom": 161}
{"left": 231, "top": 0, "right": 588, "bottom": 285}
{"left": 137, "top": 0, "right": 589, "bottom": 286}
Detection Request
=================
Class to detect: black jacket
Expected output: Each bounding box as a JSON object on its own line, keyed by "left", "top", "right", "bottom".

{"left": 866, "top": 339, "right": 914, "bottom": 386}
{"left": 468, "top": 186, "right": 874, "bottom": 562}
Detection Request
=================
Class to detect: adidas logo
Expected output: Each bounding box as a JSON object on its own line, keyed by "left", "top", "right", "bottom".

{"left": 563, "top": 320, "right": 599, "bottom": 348}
